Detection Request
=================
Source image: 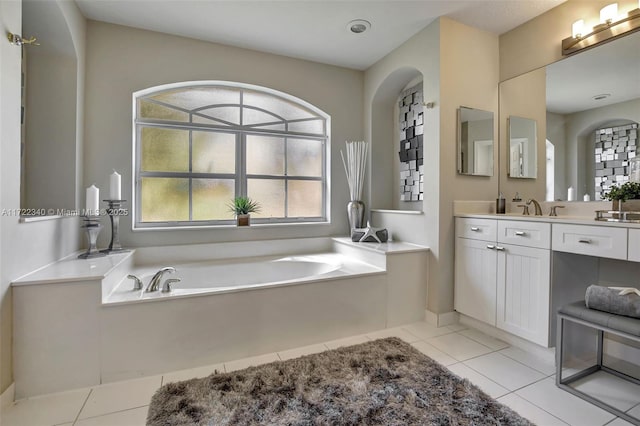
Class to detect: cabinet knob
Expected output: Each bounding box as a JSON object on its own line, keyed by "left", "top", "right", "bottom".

{"left": 496, "top": 246, "right": 506, "bottom": 251}
{"left": 515, "top": 231, "right": 526, "bottom": 236}
{"left": 486, "top": 244, "right": 495, "bottom": 250}
{"left": 470, "top": 227, "right": 480, "bottom": 231}
{"left": 578, "top": 238, "right": 592, "bottom": 244}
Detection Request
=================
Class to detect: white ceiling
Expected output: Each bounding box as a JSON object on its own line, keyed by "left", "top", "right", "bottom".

{"left": 546, "top": 31, "right": 640, "bottom": 114}
{"left": 74, "top": 0, "right": 565, "bottom": 70}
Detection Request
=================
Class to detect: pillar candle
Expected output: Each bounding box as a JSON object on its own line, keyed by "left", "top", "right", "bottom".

{"left": 567, "top": 186, "right": 576, "bottom": 201}
{"left": 86, "top": 185, "right": 99, "bottom": 215}
{"left": 109, "top": 170, "right": 121, "bottom": 200}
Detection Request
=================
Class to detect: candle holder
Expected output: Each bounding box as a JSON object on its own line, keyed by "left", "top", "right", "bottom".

{"left": 101, "top": 199, "right": 129, "bottom": 254}
{"left": 78, "top": 216, "right": 106, "bottom": 259}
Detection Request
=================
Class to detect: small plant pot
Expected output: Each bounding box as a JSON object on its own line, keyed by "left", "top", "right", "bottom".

{"left": 236, "top": 214, "right": 250, "bottom": 227}
{"left": 612, "top": 199, "right": 640, "bottom": 212}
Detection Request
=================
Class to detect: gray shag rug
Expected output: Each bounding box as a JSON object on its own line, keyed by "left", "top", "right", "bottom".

{"left": 147, "top": 337, "right": 532, "bottom": 425}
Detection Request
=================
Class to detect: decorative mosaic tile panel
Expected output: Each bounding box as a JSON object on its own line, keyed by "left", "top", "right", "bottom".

{"left": 594, "top": 123, "right": 638, "bottom": 200}
{"left": 398, "top": 85, "right": 424, "bottom": 201}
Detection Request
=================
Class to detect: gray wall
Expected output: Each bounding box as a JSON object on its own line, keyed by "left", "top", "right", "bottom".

{"left": 84, "top": 21, "right": 364, "bottom": 249}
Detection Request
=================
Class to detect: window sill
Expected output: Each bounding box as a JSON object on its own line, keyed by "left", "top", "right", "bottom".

{"left": 370, "top": 209, "right": 423, "bottom": 215}
{"left": 132, "top": 221, "right": 331, "bottom": 232}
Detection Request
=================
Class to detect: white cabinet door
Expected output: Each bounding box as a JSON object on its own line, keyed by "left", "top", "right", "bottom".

{"left": 455, "top": 237, "right": 497, "bottom": 325}
{"left": 496, "top": 244, "right": 551, "bottom": 347}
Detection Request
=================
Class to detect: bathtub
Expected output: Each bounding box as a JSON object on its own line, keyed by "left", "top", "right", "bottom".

{"left": 13, "top": 237, "right": 428, "bottom": 397}
{"left": 105, "top": 252, "right": 381, "bottom": 304}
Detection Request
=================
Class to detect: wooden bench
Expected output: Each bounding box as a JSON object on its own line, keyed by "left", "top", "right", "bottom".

{"left": 556, "top": 301, "right": 640, "bottom": 425}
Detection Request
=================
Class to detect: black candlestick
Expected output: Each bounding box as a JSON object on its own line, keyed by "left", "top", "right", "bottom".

{"left": 101, "top": 199, "right": 129, "bottom": 254}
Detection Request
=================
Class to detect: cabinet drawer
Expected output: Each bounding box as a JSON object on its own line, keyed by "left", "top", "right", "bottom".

{"left": 629, "top": 229, "right": 640, "bottom": 262}
{"left": 552, "top": 224, "right": 627, "bottom": 260}
{"left": 498, "top": 220, "right": 551, "bottom": 249}
{"left": 456, "top": 218, "right": 497, "bottom": 241}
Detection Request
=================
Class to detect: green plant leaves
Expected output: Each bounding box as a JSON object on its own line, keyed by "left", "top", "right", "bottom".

{"left": 228, "top": 197, "right": 261, "bottom": 215}
{"left": 604, "top": 182, "right": 640, "bottom": 202}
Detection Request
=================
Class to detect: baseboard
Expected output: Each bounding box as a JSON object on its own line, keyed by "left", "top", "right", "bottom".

{"left": 1, "top": 382, "right": 15, "bottom": 408}
{"left": 459, "top": 314, "right": 555, "bottom": 364}
{"left": 425, "top": 310, "right": 459, "bottom": 327}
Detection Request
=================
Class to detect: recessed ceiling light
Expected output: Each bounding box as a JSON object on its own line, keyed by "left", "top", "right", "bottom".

{"left": 593, "top": 93, "right": 611, "bottom": 101}
{"left": 347, "top": 19, "right": 371, "bottom": 34}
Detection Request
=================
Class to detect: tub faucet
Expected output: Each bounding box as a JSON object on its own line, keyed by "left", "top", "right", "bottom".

{"left": 146, "top": 267, "right": 176, "bottom": 292}
{"left": 526, "top": 199, "right": 543, "bottom": 216}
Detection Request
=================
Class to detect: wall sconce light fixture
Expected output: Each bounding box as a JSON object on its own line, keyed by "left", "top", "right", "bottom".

{"left": 562, "top": 2, "right": 640, "bottom": 55}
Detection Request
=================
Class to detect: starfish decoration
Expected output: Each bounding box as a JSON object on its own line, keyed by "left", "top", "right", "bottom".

{"left": 353, "top": 221, "right": 386, "bottom": 243}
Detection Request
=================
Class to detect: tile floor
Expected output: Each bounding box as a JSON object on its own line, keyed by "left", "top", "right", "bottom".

{"left": 2, "top": 321, "right": 639, "bottom": 426}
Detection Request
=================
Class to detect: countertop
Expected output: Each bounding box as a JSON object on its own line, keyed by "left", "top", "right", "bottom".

{"left": 455, "top": 212, "right": 640, "bottom": 229}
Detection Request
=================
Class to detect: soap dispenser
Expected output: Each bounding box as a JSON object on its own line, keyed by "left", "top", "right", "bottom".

{"left": 496, "top": 192, "right": 506, "bottom": 214}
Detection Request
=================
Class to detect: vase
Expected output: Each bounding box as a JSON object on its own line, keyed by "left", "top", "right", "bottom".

{"left": 236, "top": 214, "right": 250, "bottom": 226}
{"left": 347, "top": 200, "right": 365, "bottom": 231}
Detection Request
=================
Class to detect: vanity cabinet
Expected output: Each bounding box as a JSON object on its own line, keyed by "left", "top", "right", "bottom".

{"left": 455, "top": 217, "right": 551, "bottom": 346}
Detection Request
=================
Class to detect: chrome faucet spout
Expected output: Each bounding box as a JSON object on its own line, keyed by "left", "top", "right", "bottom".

{"left": 146, "top": 267, "right": 176, "bottom": 292}
{"left": 526, "top": 199, "right": 543, "bottom": 216}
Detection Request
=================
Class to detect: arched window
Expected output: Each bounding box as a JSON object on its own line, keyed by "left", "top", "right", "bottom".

{"left": 132, "top": 81, "right": 330, "bottom": 229}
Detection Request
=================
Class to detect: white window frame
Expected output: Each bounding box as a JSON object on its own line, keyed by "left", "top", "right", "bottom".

{"left": 132, "top": 81, "right": 331, "bottom": 230}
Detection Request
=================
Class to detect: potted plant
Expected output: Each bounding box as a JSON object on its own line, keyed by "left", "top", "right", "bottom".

{"left": 604, "top": 182, "right": 640, "bottom": 211}
{"left": 228, "top": 196, "right": 261, "bottom": 226}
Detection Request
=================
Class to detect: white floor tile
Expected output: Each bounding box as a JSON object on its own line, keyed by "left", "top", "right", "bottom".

{"left": 78, "top": 376, "right": 161, "bottom": 420}
{"left": 499, "top": 346, "right": 557, "bottom": 376}
{"left": 605, "top": 418, "right": 636, "bottom": 426}
{"left": 498, "top": 393, "right": 568, "bottom": 425}
{"left": 410, "top": 341, "right": 457, "bottom": 366}
{"left": 224, "top": 352, "right": 280, "bottom": 372}
{"left": 0, "top": 389, "right": 89, "bottom": 426}
{"left": 365, "top": 327, "right": 421, "bottom": 343}
{"left": 278, "top": 343, "right": 329, "bottom": 361}
{"left": 426, "top": 332, "right": 494, "bottom": 361}
{"left": 516, "top": 377, "right": 616, "bottom": 426}
{"left": 447, "top": 363, "right": 510, "bottom": 399}
{"left": 627, "top": 403, "right": 640, "bottom": 416}
{"left": 162, "top": 363, "right": 225, "bottom": 385}
{"left": 465, "top": 352, "right": 546, "bottom": 391}
{"left": 324, "top": 334, "right": 370, "bottom": 350}
{"left": 401, "top": 321, "right": 454, "bottom": 340}
{"left": 570, "top": 371, "right": 640, "bottom": 412}
{"left": 74, "top": 406, "right": 148, "bottom": 426}
{"left": 459, "top": 329, "right": 509, "bottom": 350}
{"left": 446, "top": 323, "right": 468, "bottom": 332}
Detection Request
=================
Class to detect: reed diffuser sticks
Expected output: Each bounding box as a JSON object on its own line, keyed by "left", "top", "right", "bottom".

{"left": 340, "top": 141, "right": 369, "bottom": 201}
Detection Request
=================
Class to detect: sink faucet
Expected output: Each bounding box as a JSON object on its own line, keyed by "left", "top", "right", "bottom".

{"left": 526, "top": 199, "right": 543, "bottom": 216}
{"left": 146, "top": 267, "right": 176, "bottom": 292}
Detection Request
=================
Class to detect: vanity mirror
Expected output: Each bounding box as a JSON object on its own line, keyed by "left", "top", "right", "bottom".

{"left": 508, "top": 116, "right": 537, "bottom": 179}
{"left": 546, "top": 30, "right": 640, "bottom": 201}
{"left": 20, "top": 0, "right": 78, "bottom": 215}
{"left": 457, "top": 106, "right": 494, "bottom": 176}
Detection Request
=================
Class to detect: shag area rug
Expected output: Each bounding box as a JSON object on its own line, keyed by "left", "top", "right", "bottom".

{"left": 147, "top": 338, "right": 532, "bottom": 425}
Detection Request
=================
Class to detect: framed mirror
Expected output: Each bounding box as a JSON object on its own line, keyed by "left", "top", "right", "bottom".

{"left": 457, "top": 106, "right": 494, "bottom": 176}
{"left": 508, "top": 116, "right": 537, "bottom": 178}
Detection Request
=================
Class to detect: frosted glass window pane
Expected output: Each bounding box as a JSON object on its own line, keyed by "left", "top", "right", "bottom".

{"left": 141, "top": 127, "right": 189, "bottom": 172}
{"left": 194, "top": 106, "right": 240, "bottom": 125}
{"left": 149, "top": 87, "right": 240, "bottom": 110}
{"left": 251, "top": 123, "right": 286, "bottom": 131}
{"left": 139, "top": 100, "right": 188, "bottom": 122}
{"left": 192, "top": 179, "right": 235, "bottom": 220}
{"left": 288, "top": 120, "right": 324, "bottom": 135}
{"left": 288, "top": 180, "right": 323, "bottom": 217}
{"left": 243, "top": 90, "right": 316, "bottom": 121}
{"left": 141, "top": 177, "right": 189, "bottom": 222}
{"left": 192, "top": 132, "right": 236, "bottom": 174}
{"left": 287, "top": 139, "right": 323, "bottom": 177}
{"left": 243, "top": 107, "right": 281, "bottom": 126}
{"left": 248, "top": 179, "right": 284, "bottom": 218}
{"left": 246, "top": 135, "right": 285, "bottom": 175}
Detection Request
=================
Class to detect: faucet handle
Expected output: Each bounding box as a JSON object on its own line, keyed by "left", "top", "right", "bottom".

{"left": 517, "top": 204, "right": 530, "bottom": 215}
{"left": 549, "top": 205, "right": 565, "bottom": 216}
{"left": 162, "top": 278, "right": 181, "bottom": 293}
{"left": 127, "top": 274, "right": 143, "bottom": 291}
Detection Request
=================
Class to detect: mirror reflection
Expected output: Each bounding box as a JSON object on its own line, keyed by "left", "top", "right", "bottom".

{"left": 508, "top": 116, "right": 537, "bottom": 178}
{"left": 457, "top": 106, "right": 494, "bottom": 176}
{"left": 545, "top": 31, "right": 640, "bottom": 201}
{"left": 21, "top": 0, "right": 78, "bottom": 213}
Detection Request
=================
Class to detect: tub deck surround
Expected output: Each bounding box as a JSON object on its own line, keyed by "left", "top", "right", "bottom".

{"left": 11, "top": 237, "right": 429, "bottom": 398}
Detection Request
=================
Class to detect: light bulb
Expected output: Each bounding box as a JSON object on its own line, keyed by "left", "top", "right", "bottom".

{"left": 600, "top": 3, "right": 618, "bottom": 23}
{"left": 572, "top": 19, "right": 585, "bottom": 38}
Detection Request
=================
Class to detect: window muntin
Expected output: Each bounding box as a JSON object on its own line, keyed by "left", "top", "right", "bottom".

{"left": 133, "top": 82, "right": 329, "bottom": 229}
